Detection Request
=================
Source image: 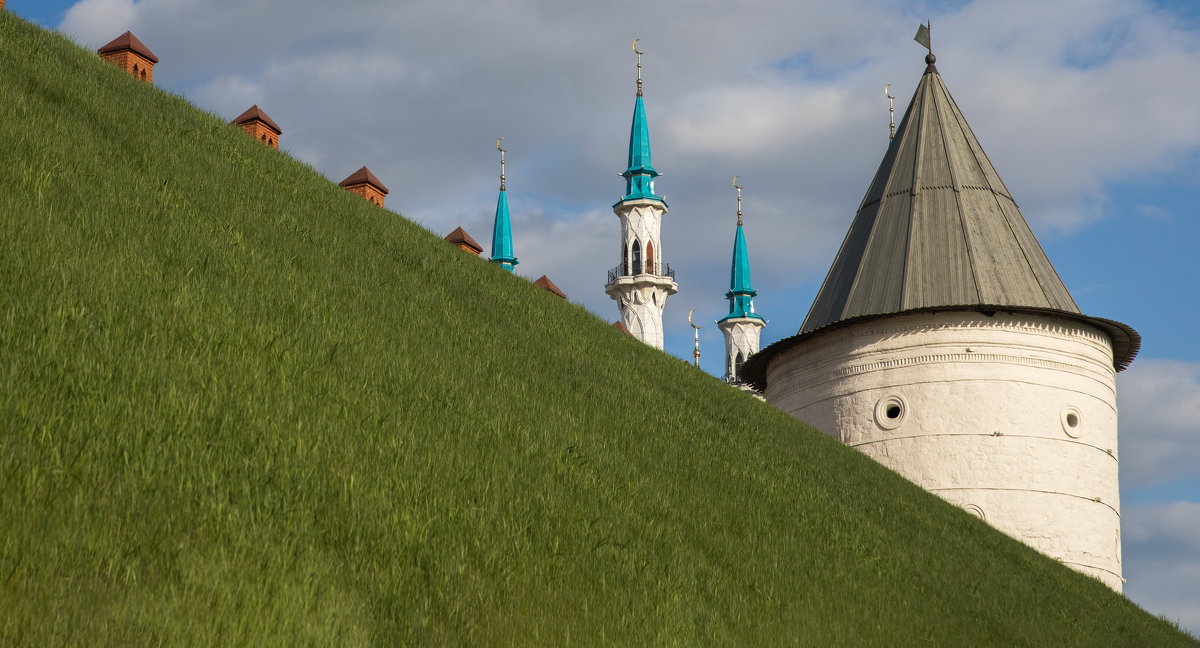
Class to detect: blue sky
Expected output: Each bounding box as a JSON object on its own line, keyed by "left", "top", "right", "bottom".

{"left": 10, "top": 0, "right": 1199, "bottom": 634}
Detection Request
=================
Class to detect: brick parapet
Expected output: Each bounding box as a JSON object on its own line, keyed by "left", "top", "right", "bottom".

{"left": 100, "top": 50, "right": 155, "bottom": 83}
{"left": 236, "top": 121, "right": 280, "bottom": 148}
{"left": 344, "top": 183, "right": 386, "bottom": 207}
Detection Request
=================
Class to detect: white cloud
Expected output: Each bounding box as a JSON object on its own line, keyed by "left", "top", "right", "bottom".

{"left": 1124, "top": 501, "right": 1200, "bottom": 638}
{"left": 58, "top": 0, "right": 137, "bottom": 46}
{"left": 1118, "top": 359, "right": 1200, "bottom": 488}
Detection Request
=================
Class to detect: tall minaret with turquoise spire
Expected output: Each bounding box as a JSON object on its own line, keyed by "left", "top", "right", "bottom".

{"left": 603, "top": 40, "right": 678, "bottom": 349}
{"left": 490, "top": 138, "right": 518, "bottom": 273}
{"left": 718, "top": 177, "right": 765, "bottom": 383}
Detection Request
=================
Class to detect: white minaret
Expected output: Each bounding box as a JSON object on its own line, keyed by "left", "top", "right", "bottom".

{"left": 743, "top": 45, "right": 1139, "bottom": 591}
{"left": 604, "top": 40, "right": 677, "bottom": 349}
{"left": 718, "top": 177, "right": 765, "bottom": 384}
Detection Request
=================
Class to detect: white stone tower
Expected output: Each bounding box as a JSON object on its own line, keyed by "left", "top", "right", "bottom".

{"left": 718, "top": 179, "right": 765, "bottom": 384}
{"left": 743, "top": 49, "right": 1139, "bottom": 591}
{"left": 604, "top": 42, "right": 677, "bottom": 349}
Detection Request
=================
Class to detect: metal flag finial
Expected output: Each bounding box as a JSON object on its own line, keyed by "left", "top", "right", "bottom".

{"left": 632, "top": 38, "right": 644, "bottom": 97}
{"left": 496, "top": 137, "right": 507, "bottom": 191}
{"left": 884, "top": 84, "right": 896, "bottom": 142}
{"left": 688, "top": 309, "right": 701, "bottom": 368}
{"left": 733, "top": 175, "right": 743, "bottom": 227}
{"left": 914, "top": 21, "right": 936, "bottom": 66}
{"left": 914, "top": 21, "right": 931, "bottom": 52}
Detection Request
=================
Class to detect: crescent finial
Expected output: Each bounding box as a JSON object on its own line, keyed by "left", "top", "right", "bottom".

{"left": 632, "top": 38, "right": 642, "bottom": 55}
{"left": 732, "top": 175, "right": 741, "bottom": 190}
{"left": 688, "top": 308, "right": 699, "bottom": 329}
{"left": 495, "top": 137, "right": 505, "bottom": 153}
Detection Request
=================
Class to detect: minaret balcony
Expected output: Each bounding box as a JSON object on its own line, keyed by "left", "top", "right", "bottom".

{"left": 607, "top": 262, "right": 676, "bottom": 284}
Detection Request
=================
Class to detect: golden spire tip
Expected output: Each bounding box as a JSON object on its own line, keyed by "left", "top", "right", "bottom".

{"left": 496, "top": 137, "right": 507, "bottom": 191}
{"left": 632, "top": 38, "right": 644, "bottom": 97}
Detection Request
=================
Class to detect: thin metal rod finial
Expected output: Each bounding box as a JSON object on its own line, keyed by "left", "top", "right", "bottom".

{"left": 688, "top": 308, "right": 701, "bottom": 368}
{"left": 496, "top": 137, "right": 507, "bottom": 191}
{"left": 632, "top": 38, "right": 644, "bottom": 97}
{"left": 885, "top": 84, "right": 896, "bottom": 142}
{"left": 733, "top": 175, "right": 743, "bottom": 227}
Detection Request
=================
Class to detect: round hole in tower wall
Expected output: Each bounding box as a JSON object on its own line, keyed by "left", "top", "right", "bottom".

{"left": 1061, "top": 406, "right": 1083, "bottom": 438}
{"left": 874, "top": 395, "right": 908, "bottom": 431}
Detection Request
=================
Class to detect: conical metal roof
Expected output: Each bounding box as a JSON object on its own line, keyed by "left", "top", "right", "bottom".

{"left": 490, "top": 190, "right": 517, "bottom": 271}
{"left": 803, "top": 56, "right": 1081, "bottom": 331}
{"left": 743, "top": 54, "right": 1138, "bottom": 388}
{"left": 617, "top": 96, "right": 665, "bottom": 205}
{"left": 719, "top": 223, "right": 763, "bottom": 322}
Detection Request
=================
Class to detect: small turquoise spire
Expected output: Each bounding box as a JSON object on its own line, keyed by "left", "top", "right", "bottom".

{"left": 490, "top": 138, "right": 517, "bottom": 273}
{"left": 721, "top": 178, "right": 762, "bottom": 322}
{"left": 617, "top": 40, "right": 665, "bottom": 206}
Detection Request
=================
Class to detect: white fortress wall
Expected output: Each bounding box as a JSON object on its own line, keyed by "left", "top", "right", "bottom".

{"left": 764, "top": 310, "right": 1122, "bottom": 590}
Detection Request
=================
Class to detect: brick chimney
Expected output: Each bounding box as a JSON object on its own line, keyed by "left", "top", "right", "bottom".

{"left": 231, "top": 105, "right": 282, "bottom": 148}
{"left": 444, "top": 227, "right": 483, "bottom": 255}
{"left": 339, "top": 166, "right": 389, "bottom": 207}
{"left": 97, "top": 31, "right": 158, "bottom": 83}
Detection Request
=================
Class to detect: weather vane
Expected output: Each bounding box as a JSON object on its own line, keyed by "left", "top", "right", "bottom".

{"left": 496, "top": 137, "right": 507, "bottom": 191}
{"left": 688, "top": 309, "right": 701, "bottom": 368}
{"left": 632, "top": 38, "right": 644, "bottom": 97}
{"left": 884, "top": 84, "right": 896, "bottom": 142}
{"left": 914, "top": 20, "right": 935, "bottom": 65}
{"left": 733, "top": 175, "right": 743, "bottom": 227}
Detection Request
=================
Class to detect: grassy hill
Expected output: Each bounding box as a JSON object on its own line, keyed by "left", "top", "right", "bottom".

{"left": 0, "top": 12, "right": 1194, "bottom": 646}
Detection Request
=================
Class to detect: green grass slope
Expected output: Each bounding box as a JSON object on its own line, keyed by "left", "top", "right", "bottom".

{"left": 0, "top": 13, "right": 1193, "bottom": 646}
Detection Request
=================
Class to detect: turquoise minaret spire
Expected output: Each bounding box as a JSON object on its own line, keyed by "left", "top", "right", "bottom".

{"left": 720, "top": 197, "right": 762, "bottom": 322}
{"left": 618, "top": 41, "right": 664, "bottom": 205}
{"left": 490, "top": 138, "right": 517, "bottom": 273}
{"left": 717, "top": 178, "right": 765, "bottom": 384}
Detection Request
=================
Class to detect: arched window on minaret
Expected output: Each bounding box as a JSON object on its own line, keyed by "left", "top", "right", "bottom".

{"left": 734, "top": 351, "right": 745, "bottom": 381}
{"left": 632, "top": 240, "right": 642, "bottom": 274}
{"left": 645, "top": 240, "right": 655, "bottom": 275}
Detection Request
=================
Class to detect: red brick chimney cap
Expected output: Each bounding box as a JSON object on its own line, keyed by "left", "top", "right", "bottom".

{"left": 230, "top": 105, "right": 282, "bottom": 134}
{"left": 533, "top": 275, "right": 567, "bottom": 299}
{"left": 98, "top": 31, "right": 159, "bottom": 63}
{"left": 444, "top": 226, "right": 483, "bottom": 253}
{"left": 339, "top": 166, "right": 389, "bottom": 194}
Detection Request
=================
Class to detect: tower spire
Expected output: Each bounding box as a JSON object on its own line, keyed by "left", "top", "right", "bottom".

{"left": 718, "top": 176, "right": 765, "bottom": 385}
{"left": 490, "top": 137, "right": 518, "bottom": 273}
{"left": 618, "top": 41, "right": 662, "bottom": 204}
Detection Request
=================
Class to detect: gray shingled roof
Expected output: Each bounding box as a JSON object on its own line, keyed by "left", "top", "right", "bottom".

{"left": 742, "top": 55, "right": 1138, "bottom": 389}
{"left": 802, "top": 57, "right": 1081, "bottom": 332}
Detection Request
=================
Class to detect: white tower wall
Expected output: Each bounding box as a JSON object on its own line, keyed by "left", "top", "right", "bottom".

{"left": 764, "top": 310, "right": 1122, "bottom": 590}
{"left": 605, "top": 199, "right": 677, "bottom": 349}
{"left": 719, "top": 317, "right": 764, "bottom": 383}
